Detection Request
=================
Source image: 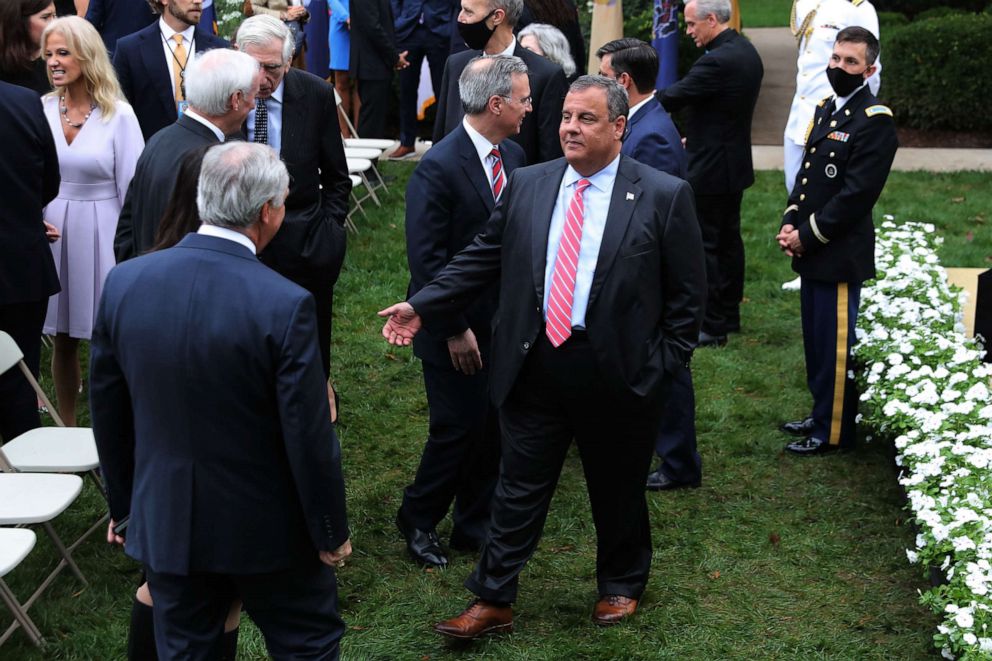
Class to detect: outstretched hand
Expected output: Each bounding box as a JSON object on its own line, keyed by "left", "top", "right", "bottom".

{"left": 378, "top": 302, "right": 422, "bottom": 346}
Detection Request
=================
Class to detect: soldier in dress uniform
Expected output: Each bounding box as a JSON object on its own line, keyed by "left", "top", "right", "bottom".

{"left": 775, "top": 26, "right": 897, "bottom": 455}
{"left": 784, "top": 0, "right": 880, "bottom": 195}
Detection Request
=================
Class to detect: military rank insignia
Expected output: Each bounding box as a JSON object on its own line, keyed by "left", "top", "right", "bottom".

{"left": 826, "top": 131, "right": 850, "bottom": 143}
{"left": 865, "top": 105, "right": 893, "bottom": 117}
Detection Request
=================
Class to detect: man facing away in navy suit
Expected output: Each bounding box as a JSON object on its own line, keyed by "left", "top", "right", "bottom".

{"left": 92, "top": 142, "right": 352, "bottom": 660}
{"left": 381, "top": 75, "right": 705, "bottom": 637}
{"left": 597, "top": 38, "right": 702, "bottom": 492}
{"left": 396, "top": 54, "right": 528, "bottom": 569}
{"left": 113, "top": 0, "right": 229, "bottom": 141}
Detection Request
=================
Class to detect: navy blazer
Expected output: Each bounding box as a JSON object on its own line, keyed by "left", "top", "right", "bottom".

{"left": 433, "top": 43, "right": 567, "bottom": 165}
{"left": 409, "top": 155, "right": 706, "bottom": 407}
{"left": 113, "top": 22, "right": 229, "bottom": 141}
{"left": 392, "top": 0, "right": 455, "bottom": 44}
{"left": 621, "top": 97, "right": 687, "bottom": 180}
{"left": 0, "top": 82, "right": 60, "bottom": 305}
{"left": 91, "top": 233, "right": 349, "bottom": 575}
{"left": 86, "top": 0, "right": 157, "bottom": 56}
{"left": 405, "top": 124, "right": 525, "bottom": 366}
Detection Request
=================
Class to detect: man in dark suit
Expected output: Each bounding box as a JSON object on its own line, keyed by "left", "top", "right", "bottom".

{"left": 389, "top": 0, "right": 456, "bottom": 159}
{"left": 777, "top": 27, "right": 897, "bottom": 455}
{"left": 433, "top": 0, "right": 567, "bottom": 165}
{"left": 659, "top": 0, "right": 762, "bottom": 347}
{"left": 113, "top": 0, "right": 229, "bottom": 141}
{"left": 0, "top": 82, "right": 60, "bottom": 442}
{"left": 397, "top": 55, "right": 528, "bottom": 569}
{"left": 381, "top": 76, "right": 705, "bottom": 635}
{"left": 85, "top": 0, "right": 157, "bottom": 56}
{"left": 114, "top": 48, "right": 260, "bottom": 261}
{"left": 92, "top": 142, "right": 352, "bottom": 659}
{"left": 597, "top": 38, "right": 700, "bottom": 492}
{"left": 350, "top": 0, "right": 409, "bottom": 138}
{"left": 237, "top": 15, "right": 352, "bottom": 383}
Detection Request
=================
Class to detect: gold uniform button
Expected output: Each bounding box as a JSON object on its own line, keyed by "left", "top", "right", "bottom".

{"left": 830, "top": 152, "right": 835, "bottom": 157}
{"left": 810, "top": 147, "right": 816, "bottom": 153}
{"left": 800, "top": 194, "right": 806, "bottom": 201}
{"left": 802, "top": 178, "right": 808, "bottom": 185}
{"left": 830, "top": 120, "right": 837, "bottom": 127}
{"left": 805, "top": 162, "right": 810, "bottom": 169}
{"left": 845, "top": 109, "right": 851, "bottom": 116}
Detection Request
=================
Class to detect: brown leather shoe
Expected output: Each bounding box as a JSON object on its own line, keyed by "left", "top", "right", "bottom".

{"left": 592, "top": 595, "right": 638, "bottom": 626}
{"left": 433, "top": 599, "right": 512, "bottom": 639}
{"left": 387, "top": 144, "right": 416, "bottom": 159}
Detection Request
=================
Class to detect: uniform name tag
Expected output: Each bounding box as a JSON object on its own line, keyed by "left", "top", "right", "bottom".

{"left": 826, "top": 131, "right": 850, "bottom": 143}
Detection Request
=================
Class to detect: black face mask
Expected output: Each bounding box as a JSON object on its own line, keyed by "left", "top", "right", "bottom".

{"left": 825, "top": 65, "right": 867, "bottom": 98}
{"left": 457, "top": 11, "right": 496, "bottom": 51}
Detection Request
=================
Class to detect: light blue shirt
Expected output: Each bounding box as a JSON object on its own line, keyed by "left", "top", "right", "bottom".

{"left": 542, "top": 155, "right": 620, "bottom": 330}
{"left": 246, "top": 80, "right": 285, "bottom": 155}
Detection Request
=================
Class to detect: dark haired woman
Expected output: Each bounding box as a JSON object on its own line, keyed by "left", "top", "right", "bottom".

{"left": 0, "top": 0, "right": 56, "bottom": 93}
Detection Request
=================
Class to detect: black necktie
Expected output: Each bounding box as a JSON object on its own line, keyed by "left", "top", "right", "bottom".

{"left": 253, "top": 98, "right": 268, "bottom": 145}
{"left": 825, "top": 97, "right": 837, "bottom": 118}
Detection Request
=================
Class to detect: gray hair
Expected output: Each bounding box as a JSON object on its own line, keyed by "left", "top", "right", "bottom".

{"left": 197, "top": 143, "right": 289, "bottom": 230}
{"left": 518, "top": 23, "right": 575, "bottom": 78}
{"left": 490, "top": 0, "right": 524, "bottom": 26}
{"left": 185, "top": 49, "right": 260, "bottom": 117}
{"left": 235, "top": 15, "right": 294, "bottom": 65}
{"left": 569, "top": 75, "right": 629, "bottom": 122}
{"left": 459, "top": 55, "right": 529, "bottom": 115}
{"left": 691, "top": 0, "right": 732, "bottom": 24}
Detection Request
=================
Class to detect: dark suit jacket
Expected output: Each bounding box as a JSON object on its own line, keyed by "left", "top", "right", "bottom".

{"left": 433, "top": 43, "right": 567, "bottom": 165}
{"left": 350, "top": 0, "right": 398, "bottom": 80}
{"left": 621, "top": 97, "right": 687, "bottom": 180}
{"left": 258, "top": 69, "right": 351, "bottom": 285}
{"left": 91, "top": 233, "right": 349, "bottom": 575}
{"left": 113, "top": 22, "right": 229, "bottom": 141}
{"left": 0, "top": 82, "right": 60, "bottom": 305}
{"left": 409, "top": 155, "right": 706, "bottom": 406}
{"left": 782, "top": 87, "right": 898, "bottom": 283}
{"left": 392, "top": 0, "right": 455, "bottom": 44}
{"left": 86, "top": 0, "right": 157, "bottom": 56}
{"left": 114, "top": 114, "right": 220, "bottom": 261}
{"left": 658, "top": 29, "right": 762, "bottom": 194}
{"left": 405, "top": 123, "right": 526, "bottom": 366}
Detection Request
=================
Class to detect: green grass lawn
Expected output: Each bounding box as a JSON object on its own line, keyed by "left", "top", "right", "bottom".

{"left": 5, "top": 166, "right": 990, "bottom": 659}
{"left": 741, "top": 0, "right": 793, "bottom": 29}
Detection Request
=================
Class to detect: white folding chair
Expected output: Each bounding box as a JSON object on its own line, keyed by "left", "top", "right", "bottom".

{"left": 347, "top": 157, "right": 381, "bottom": 211}
{"left": 333, "top": 89, "right": 395, "bottom": 151}
{"left": 346, "top": 174, "right": 367, "bottom": 232}
{"left": 344, "top": 146, "right": 389, "bottom": 197}
{"left": 0, "top": 528, "right": 44, "bottom": 648}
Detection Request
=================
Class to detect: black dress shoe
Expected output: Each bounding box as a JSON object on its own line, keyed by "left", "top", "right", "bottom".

{"left": 779, "top": 416, "right": 815, "bottom": 436}
{"left": 697, "top": 330, "right": 728, "bottom": 348}
{"left": 784, "top": 436, "right": 839, "bottom": 455}
{"left": 396, "top": 510, "right": 448, "bottom": 568}
{"left": 645, "top": 468, "right": 701, "bottom": 491}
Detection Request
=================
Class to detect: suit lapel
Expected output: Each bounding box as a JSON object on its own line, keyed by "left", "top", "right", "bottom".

{"left": 279, "top": 71, "right": 304, "bottom": 159}
{"left": 140, "top": 28, "right": 176, "bottom": 118}
{"left": 811, "top": 86, "right": 868, "bottom": 144}
{"left": 530, "top": 162, "right": 568, "bottom": 302}
{"left": 456, "top": 127, "right": 496, "bottom": 214}
{"left": 588, "top": 157, "right": 641, "bottom": 310}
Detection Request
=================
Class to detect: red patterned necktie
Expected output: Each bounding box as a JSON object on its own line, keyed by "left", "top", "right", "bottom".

{"left": 489, "top": 148, "right": 504, "bottom": 200}
{"left": 545, "top": 178, "right": 591, "bottom": 347}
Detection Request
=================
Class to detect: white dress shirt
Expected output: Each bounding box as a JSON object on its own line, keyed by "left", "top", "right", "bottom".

{"left": 197, "top": 225, "right": 257, "bottom": 254}
{"left": 494, "top": 37, "right": 516, "bottom": 57}
{"left": 184, "top": 109, "right": 225, "bottom": 142}
{"left": 246, "top": 80, "right": 286, "bottom": 154}
{"left": 542, "top": 155, "right": 621, "bottom": 330}
{"left": 159, "top": 18, "right": 196, "bottom": 86}
{"left": 627, "top": 93, "right": 655, "bottom": 121}
{"left": 462, "top": 116, "right": 500, "bottom": 189}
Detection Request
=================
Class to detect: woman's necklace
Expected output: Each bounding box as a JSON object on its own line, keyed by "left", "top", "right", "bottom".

{"left": 60, "top": 93, "right": 95, "bottom": 128}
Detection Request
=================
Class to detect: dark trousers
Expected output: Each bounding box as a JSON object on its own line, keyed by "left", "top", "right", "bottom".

{"left": 653, "top": 363, "right": 701, "bottom": 483}
{"left": 0, "top": 300, "right": 47, "bottom": 442}
{"left": 401, "top": 359, "right": 500, "bottom": 545}
{"left": 145, "top": 558, "right": 345, "bottom": 661}
{"left": 397, "top": 27, "right": 447, "bottom": 147}
{"left": 695, "top": 192, "right": 745, "bottom": 335}
{"left": 466, "top": 332, "right": 663, "bottom": 604}
{"left": 356, "top": 77, "right": 391, "bottom": 139}
{"left": 800, "top": 279, "right": 861, "bottom": 448}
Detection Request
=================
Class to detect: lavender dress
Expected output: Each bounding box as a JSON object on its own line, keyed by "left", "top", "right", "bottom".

{"left": 42, "top": 97, "right": 143, "bottom": 339}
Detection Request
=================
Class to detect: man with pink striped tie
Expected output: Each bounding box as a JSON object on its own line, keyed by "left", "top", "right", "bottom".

{"left": 380, "top": 75, "right": 705, "bottom": 638}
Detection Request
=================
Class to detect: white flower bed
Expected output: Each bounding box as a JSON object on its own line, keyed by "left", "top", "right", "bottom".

{"left": 853, "top": 219, "right": 992, "bottom": 660}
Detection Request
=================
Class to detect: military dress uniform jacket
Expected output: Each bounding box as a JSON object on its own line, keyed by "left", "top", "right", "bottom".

{"left": 781, "top": 85, "right": 897, "bottom": 283}
{"left": 785, "top": 0, "right": 881, "bottom": 147}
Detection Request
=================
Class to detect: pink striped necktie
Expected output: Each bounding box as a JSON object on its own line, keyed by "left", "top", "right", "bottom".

{"left": 545, "top": 178, "right": 591, "bottom": 347}
{"left": 489, "top": 148, "right": 504, "bottom": 200}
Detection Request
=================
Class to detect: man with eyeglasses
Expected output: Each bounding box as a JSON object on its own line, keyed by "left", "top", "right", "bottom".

{"left": 396, "top": 54, "right": 528, "bottom": 570}
{"left": 236, "top": 15, "right": 351, "bottom": 394}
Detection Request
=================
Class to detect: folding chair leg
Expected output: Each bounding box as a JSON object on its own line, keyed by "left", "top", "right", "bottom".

{"left": 370, "top": 163, "right": 389, "bottom": 195}
{"left": 41, "top": 522, "right": 87, "bottom": 586}
{"left": 360, "top": 173, "right": 381, "bottom": 207}
{"left": 0, "top": 579, "right": 44, "bottom": 647}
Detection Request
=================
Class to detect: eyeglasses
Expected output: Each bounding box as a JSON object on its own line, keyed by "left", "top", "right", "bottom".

{"left": 500, "top": 95, "right": 533, "bottom": 107}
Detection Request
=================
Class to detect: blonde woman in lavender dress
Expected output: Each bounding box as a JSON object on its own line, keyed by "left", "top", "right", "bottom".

{"left": 41, "top": 16, "right": 143, "bottom": 425}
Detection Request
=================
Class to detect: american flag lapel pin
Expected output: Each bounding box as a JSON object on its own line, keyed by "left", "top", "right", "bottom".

{"left": 626, "top": 192, "right": 635, "bottom": 201}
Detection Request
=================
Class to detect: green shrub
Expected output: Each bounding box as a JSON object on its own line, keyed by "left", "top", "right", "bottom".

{"left": 914, "top": 6, "right": 969, "bottom": 20}
{"left": 873, "top": 0, "right": 986, "bottom": 19}
{"left": 877, "top": 11, "right": 910, "bottom": 28}
{"left": 880, "top": 13, "right": 992, "bottom": 130}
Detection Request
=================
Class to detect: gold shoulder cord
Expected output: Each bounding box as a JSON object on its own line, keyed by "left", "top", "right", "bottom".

{"left": 790, "top": 0, "right": 820, "bottom": 47}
